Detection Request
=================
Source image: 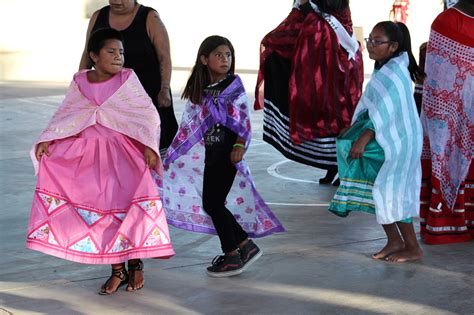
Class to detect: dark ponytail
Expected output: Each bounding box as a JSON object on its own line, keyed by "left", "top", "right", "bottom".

{"left": 395, "top": 22, "right": 425, "bottom": 82}
{"left": 374, "top": 21, "right": 425, "bottom": 82}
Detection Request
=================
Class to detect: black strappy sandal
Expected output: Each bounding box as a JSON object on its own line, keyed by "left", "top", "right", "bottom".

{"left": 127, "top": 259, "right": 144, "bottom": 292}
{"left": 98, "top": 264, "right": 128, "bottom": 295}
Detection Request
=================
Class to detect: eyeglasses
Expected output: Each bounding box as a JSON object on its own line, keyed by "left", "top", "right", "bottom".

{"left": 364, "top": 38, "right": 392, "bottom": 46}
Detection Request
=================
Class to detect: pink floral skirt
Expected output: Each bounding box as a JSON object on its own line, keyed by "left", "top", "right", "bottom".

{"left": 26, "top": 125, "right": 174, "bottom": 264}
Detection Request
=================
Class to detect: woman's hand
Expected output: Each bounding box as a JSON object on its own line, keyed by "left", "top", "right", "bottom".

{"left": 230, "top": 145, "right": 245, "bottom": 164}
{"left": 349, "top": 130, "right": 374, "bottom": 159}
{"left": 35, "top": 142, "right": 51, "bottom": 161}
{"left": 144, "top": 147, "right": 158, "bottom": 168}
{"left": 157, "top": 87, "right": 171, "bottom": 108}
{"left": 148, "top": 10, "right": 172, "bottom": 108}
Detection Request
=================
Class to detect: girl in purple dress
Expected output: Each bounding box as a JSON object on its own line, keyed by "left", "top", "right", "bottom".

{"left": 163, "top": 36, "right": 284, "bottom": 277}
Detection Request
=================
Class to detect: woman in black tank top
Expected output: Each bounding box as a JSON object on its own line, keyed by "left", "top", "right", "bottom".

{"left": 80, "top": 1, "right": 178, "bottom": 152}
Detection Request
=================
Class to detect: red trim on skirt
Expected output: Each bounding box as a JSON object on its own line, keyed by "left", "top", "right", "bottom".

{"left": 420, "top": 159, "right": 474, "bottom": 245}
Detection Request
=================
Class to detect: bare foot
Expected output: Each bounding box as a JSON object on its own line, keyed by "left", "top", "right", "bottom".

{"left": 127, "top": 259, "right": 144, "bottom": 291}
{"left": 372, "top": 241, "right": 404, "bottom": 260}
{"left": 385, "top": 247, "right": 423, "bottom": 263}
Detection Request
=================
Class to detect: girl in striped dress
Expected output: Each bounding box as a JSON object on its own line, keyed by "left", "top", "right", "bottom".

{"left": 328, "top": 22, "right": 424, "bottom": 263}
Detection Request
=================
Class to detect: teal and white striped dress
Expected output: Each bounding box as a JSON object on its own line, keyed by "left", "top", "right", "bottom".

{"left": 329, "top": 53, "right": 422, "bottom": 224}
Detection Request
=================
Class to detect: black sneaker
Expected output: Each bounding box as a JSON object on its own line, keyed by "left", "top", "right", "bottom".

{"left": 206, "top": 255, "right": 244, "bottom": 278}
{"left": 239, "top": 240, "right": 262, "bottom": 270}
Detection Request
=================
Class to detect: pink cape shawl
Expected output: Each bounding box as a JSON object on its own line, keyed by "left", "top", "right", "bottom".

{"left": 30, "top": 68, "right": 162, "bottom": 175}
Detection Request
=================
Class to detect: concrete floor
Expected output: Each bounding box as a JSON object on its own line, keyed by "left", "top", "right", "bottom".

{"left": 0, "top": 80, "right": 473, "bottom": 315}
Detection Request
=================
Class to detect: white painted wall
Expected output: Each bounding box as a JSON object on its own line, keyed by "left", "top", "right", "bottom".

{"left": 0, "top": 0, "right": 442, "bottom": 90}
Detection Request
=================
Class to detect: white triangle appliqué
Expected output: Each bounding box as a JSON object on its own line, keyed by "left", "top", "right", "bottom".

{"left": 38, "top": 193, "right": 66, "bottom": 214}
{"left": 76, "top": 208, "right": 104, "bottom": 226}
{"left": 69, "top": 236, "right": 99, "bottom": 253}
{"left": 109, "top": 234, "right": 133, "bottom": 253}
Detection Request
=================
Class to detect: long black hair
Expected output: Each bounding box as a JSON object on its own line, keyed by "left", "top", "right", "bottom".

{"left": 373, "top": 21, "right": 424, "bottom": 82}
{"left": 181, "top": 35, "right": 235, "bottom": 104}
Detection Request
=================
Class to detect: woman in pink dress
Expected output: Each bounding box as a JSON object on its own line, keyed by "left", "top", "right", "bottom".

{"left": 26, "top": 28, "right": 174, "bottom": 295}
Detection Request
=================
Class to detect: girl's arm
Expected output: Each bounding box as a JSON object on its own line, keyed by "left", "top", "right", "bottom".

{"left": 349, "top": 130, "right": 374, "bottom": 159}
{"left": 35, "top": 141, "right": 52, "bottom": 161}
{"left": 230, "top": 137, "right": 246, "bottom": 164}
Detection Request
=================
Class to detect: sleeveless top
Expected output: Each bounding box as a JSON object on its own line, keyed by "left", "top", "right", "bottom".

{"left": 92, "top": 5, "right": 161, "bottom": 104}
{"left": 92, "top": 5, "right": 178, "bottom": 149}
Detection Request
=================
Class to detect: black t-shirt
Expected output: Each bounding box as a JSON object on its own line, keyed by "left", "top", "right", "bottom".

{"left": 204, "top": 75, "right": 238, "bottom": 165}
